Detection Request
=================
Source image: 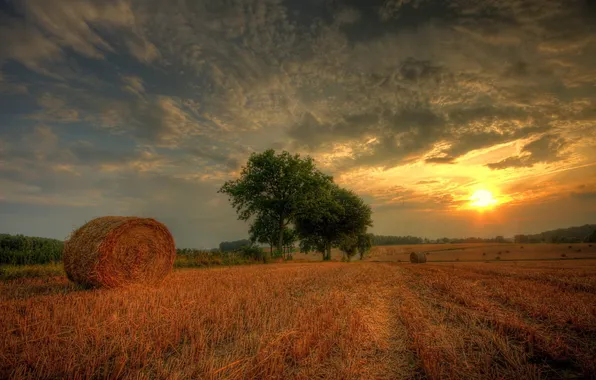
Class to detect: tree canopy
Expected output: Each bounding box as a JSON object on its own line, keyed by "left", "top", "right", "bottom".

{"left": 249, "top": 212, "right": 297, "bottom": 257}
{"left": 219, "top": 149, "right": 333, "bottom": 258}
{"left": 295, "top": 184, "right": 373, "bottom": 260}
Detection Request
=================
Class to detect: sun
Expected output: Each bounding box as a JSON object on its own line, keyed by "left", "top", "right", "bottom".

{"left": 470, "top": 189, "right": 497, "bottom": 208}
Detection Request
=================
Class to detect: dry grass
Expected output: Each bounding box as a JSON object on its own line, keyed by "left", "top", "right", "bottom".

{"left": 1, "top": 261, "right": 595, "bottom": 379}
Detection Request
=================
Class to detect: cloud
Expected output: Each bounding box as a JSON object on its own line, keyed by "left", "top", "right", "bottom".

{"left": 1, "top": 0, "right": 596, "bottom": 246}
{"left": 487, "top": 134, "right": 568, "bottom": 170}
{"left": 0, "top": 70, "right": 28, "bottom": 93}
{"left": 0, "top": 0, "right": 156, "bottom": 75}
{"left": 416, "top": 180, "right": 440, "bottom": 185}
{"left": 0, "top": 19, "right": 62, "bottom": 75}
{"left": 121, "top": 76, "right": 146, "bottom": 97}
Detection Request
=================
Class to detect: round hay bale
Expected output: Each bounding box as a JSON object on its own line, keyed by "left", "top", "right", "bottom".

{"left": 410, "top": 252, "right": 427, "bottom": 264}
{"left": 63, "top": 216, "right": 176, "bottom": 288}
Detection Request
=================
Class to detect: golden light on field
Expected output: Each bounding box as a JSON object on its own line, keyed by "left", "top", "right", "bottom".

{"left": 469, "top": 189, "right": 497, "bottom": 208}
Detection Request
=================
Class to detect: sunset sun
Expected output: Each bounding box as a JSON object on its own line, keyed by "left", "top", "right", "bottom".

{"left": 470, "top": 189, "right": 497, "bottom": 208}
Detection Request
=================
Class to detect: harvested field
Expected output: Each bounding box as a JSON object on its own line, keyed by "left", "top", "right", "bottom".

{"left": 363, "top": 243, "right": 596, "bottom": 262}
{"left": 1, "top": 260, "right": 595, "bottom": 379}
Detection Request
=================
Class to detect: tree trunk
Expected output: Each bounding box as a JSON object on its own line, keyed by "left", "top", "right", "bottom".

{"left": 277, "top": 216, "right": 284, "bottom": 258}
{"left": 323, "top": 244, "right": 331, "bottom": 261}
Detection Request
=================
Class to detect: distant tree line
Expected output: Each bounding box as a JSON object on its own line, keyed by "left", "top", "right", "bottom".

{"left": 371, "top": 235, "right": 424, "bottom": 245}
{"left": 370, "top": 235, "right": 508, "bottom": 245}
{"left": 514, "top": 224, "right": 596, "bottom": 244}
{"left": 218, "top": 239, "right": 252, "bottom": 253}
{"left": 0, "top": 234, "right": 63, "bottom": 265}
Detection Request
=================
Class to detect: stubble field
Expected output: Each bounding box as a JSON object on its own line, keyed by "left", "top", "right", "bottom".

{"left": 1, "top": 259, "right": 595, "bottom": 379}
{"left": 293, "top": 243, "right": 596, "bottom": 262}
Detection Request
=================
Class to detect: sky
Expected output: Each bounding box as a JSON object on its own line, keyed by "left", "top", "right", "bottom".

{"left": 0, "top": 0, "right": 595, "bottom": 248}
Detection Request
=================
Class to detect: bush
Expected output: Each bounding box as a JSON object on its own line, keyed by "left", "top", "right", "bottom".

{"left": 238, "top": 245, "right": 265, "bottom": 262}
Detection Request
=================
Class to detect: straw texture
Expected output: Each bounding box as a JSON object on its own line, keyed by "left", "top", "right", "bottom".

{"left": 63, "top": 216, "right": 176, "bottom": 288}
{"left": 410, "top": 252, "right": 427, "bottom": 264}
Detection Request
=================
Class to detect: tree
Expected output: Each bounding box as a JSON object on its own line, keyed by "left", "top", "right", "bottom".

{"left": 338, "top": 234, "right": 358, "bottom": 261}
{"left": 249, "top": 212, "right": 298, "bottom": 259}
{"left": 357, "top": 233, "right": 373, "bottom": 260}
{"left": 219, "top": 150, "right": 333, "bottom": 259}
{"left": 248, "top": 212, "right": 279, "bottom": 255}
{"left": 295, "top": 184, "right": 373, "bottom": 261}
{"left": 280, "top": 228, "right": 297, "bottom": 259}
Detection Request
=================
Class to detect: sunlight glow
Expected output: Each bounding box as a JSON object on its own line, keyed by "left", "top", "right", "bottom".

{"left": 469, "top": 189, "right": 498, "bottom": 208}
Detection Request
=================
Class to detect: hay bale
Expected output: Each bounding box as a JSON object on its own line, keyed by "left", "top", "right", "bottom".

{"left": 409, "top": 252, "right": 427, "bottom": 264}
{"left": 63, "top": 216, "right": 176, "bottom": 288}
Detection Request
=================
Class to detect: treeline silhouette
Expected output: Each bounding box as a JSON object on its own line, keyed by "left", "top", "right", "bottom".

{"left": 219, "top": 239, "right": 252, "bottom": 252}
{"left": 515, "top": 224, "right": 596, "bottom": 243}
{"left": 372, "top": 235, "right": 424, "bottom": 245}
{"left": 370, "top": 235, "right": 507, "bottom": 245}
{"left": 0, "top": 234, "right": 63, "bottom": 265}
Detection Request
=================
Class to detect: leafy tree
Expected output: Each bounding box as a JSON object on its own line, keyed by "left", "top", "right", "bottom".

{"left": 238, "top": 245, "right": 265, "bottom": 262}
{"left": 295, "top": 184, "right": 373, "bottom": 261}
{"left": 357, "top": 233, "right": 373, "bottom": 260}
{"left": 249, "top": 212, "right": 298, "bottom": 259}
{"left": 338, "top": 234, "right": 358, "bottom": 261}
{"left": 282, "top": 227, "right": 298, "bottom": 259}
{"left": 248, "top": 212, "right": 279, "bottom": 254}
{"left": 219, "top": 150, "right": 332, "bottom": 259}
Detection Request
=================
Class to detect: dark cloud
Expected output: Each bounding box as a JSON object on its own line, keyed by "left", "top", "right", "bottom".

{"left": 289, "top": 111, "right": 380, "bottom": 150}
{"left": 487, "top": 134, "right": 568, "bottom": 170}
{"left": 425, "top": 156, "right": 455, "bottom": 164}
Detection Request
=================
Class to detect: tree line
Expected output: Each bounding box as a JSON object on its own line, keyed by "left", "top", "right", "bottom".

{"left": 514, "top": 224, "right": 596, "bottom": 244}
{"left": 0, "top": 234, "right": 63, "bottom": 265}
{"left": 219, "top": 150, "right": 373, "bottom": 261}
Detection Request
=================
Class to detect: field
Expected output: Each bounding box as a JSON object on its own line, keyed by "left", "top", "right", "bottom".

{"left": 293, "top": 243, "right": 596, "bottom": 262}
{"left": 2, "top": 259, "right": 596, "bottom": 379}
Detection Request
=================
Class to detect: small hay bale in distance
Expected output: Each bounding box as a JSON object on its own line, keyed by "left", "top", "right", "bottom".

{"left": 410, "top": 252, "right": 427, "bottom": 264}
{"left": 63, "top": 216, "right": 176, "bottom": 288}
